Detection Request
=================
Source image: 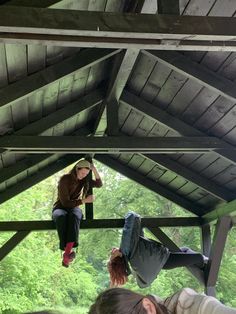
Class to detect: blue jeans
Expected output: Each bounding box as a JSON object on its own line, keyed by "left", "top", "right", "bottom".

{"left": 52, "top": 208, "right": 83, "bottom": 250}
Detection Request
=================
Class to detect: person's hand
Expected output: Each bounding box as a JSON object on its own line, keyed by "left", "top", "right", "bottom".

{"left": 83, "top": 195, "right": 95, "bottom": 203}
{"left": 90, "top": 163, "right": 96, "bottom": 171}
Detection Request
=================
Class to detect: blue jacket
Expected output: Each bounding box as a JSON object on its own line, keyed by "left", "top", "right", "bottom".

{"left": 120, "top": 211, "right": 170, "bottom": 288}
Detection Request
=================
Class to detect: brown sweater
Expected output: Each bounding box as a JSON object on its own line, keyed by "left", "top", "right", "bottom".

{"left": 53, "top": 165, "right": 102, "bottom": 211}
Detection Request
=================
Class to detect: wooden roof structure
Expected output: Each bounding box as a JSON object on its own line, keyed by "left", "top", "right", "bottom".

{"left": 0, "top": 0, "right": 236, "bottom": 295}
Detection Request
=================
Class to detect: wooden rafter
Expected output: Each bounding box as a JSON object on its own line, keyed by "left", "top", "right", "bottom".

{"left": 142, "top": 50, "right": 236, "bottom": 104}
{"left": 121, "top": 90, "right": 236, "bottom": 165}
{"left": 0, "top": 231, "right": 30, "bottom": 261}
{"left": 203, "top": 199, "right": 236, "bottom": 223}
{"left": 0, "top": 48, "right": 118, "bottom": 110}
{"left": 0, "top": 88, "right": 104, "bottom": 156}
{"left": 145, "top": 154, "right": 236, "bottom": 201}
{"left": 94, "top": 0, "right": 144, "bottom": 137}
{"left": 94, "top": 49, "right": 139, "bottom": 136}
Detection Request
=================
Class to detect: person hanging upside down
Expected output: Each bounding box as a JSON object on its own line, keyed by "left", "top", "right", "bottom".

{"left": 108, "top": 211, "right": 208, "bottom": 288}
{"left": 52, "top": 158, "right": 102, "bottom": 267}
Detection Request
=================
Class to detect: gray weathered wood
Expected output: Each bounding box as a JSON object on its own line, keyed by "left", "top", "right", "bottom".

{"left": 205, "top": 216, "right": 232, "bottom": 287}
{"left": 0, "top": 48, "right": 118, "bottom": 109}
{"left": 1, "top": 8, "right": 236, "bottom": 50}
{"left": 142, "top": 50, "right": 236, "bottom": 104}
{"left": 121, "top": 90, "right": 236, "bottom": 165}
{"left": 94, "top": 49, "right": 139, "bottom": 136}
{"left": 145, "top": 154, "right": 236, "bottom": 201}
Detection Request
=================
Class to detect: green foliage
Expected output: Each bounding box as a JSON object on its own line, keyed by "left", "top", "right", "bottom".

{"left": 0, "top": 162, "right": 235, "bottom": 313}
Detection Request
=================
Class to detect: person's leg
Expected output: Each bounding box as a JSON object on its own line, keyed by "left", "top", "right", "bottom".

{"left": 66, "top": 207, "right": 83, "bottom": 248}
{"left": 61, "top": 208, "right": 83, "bottom": 267}
{"left": 163, "top": 250, "right": 204, "bottom": 269}
{"left": 52, "top": 209, "right": 68, "bottom": 251}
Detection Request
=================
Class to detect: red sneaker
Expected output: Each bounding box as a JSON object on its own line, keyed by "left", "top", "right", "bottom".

{"left": 62, "top": 251, "right": 76, "bottom": 268}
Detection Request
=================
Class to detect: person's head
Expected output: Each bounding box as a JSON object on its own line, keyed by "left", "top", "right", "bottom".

{"left": 88, "top": 288, "right": 169, "bottom": 314}
{"left": 75, "top": 159, "right": 91, "bottom": 180}
{"left": 107, "top": 248, "right": 128, "bottom": 287}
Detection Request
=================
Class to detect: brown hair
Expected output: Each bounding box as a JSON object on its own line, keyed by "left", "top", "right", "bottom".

{"left": 74, "top": 159, "right": 91, "bottom": 199}
{"left": 88, "top": 288, "right": 169, "bottom": 314}
{"left": 107, "top": 255, "right": 128, "bottom": 286}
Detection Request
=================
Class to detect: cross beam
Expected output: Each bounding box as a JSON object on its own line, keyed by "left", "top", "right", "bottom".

{"left": 0, "top": 136, "right": 232, "bottom": 153}
{"left": 0, "top": 218, "right": 202, "bottom": 231}
{"left": 1, "top": 7, "right": 236, "bottom": 51}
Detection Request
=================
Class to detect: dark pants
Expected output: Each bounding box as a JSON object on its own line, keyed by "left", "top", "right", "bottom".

{"left": 52, "top": 208, "right": 83, "bottom": 251}
{"left": 163, "top": 247, "right": 204, "bottom": 269}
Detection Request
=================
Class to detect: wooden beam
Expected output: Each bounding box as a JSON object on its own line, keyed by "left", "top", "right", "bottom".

{"left": 148, "top": 227, "right": 205, "bottom": 284}
{"left": 0, "top": 48, "right": 118, "bottom": 109}
{"left": 203, "top": 199, "right": 236, "bottom": 223}
{"left": 96, "top": 155, "right": 205, "bottom": 215}
{"left": 0, "top": 127, "right": 92, "bottom": 184}
{"left": 0, "top": 136, "right": 230, "bottom": 153}
{"left": 17, "top": 89, "right": 103, "bottom": 135}
{"left": 142, "top": 50, "right": 236, "bottom": 104}
{"left": 1, "top": 8, "right": 236, "bottom": 51}
{"left": 145, "top": 154, "right": 236, "bottom": 202}
{"left": 201, "top": 224, "right": 212, "bottom": 258}
{"left": 205, "top": 216, "right": 232, "bottom": 287}
{"left": 0, "top": 217, "right": 202, "bottom": 231}
{"left": 0, "top": 154, "right": 83, "bottom": 205}
{"left": 0, "top": 231, "right": 30, "bottom": 261}
{"left": 121, "top": 90, "right": 236, "bottom": 165}
{"left": 94, "top": 49, "right": 139, "bottom": 136}
{"left": 3, "top": 0, "right": 60, "bottom": 7}
{"left": 121, "top": 90, "right": 203, "bottom": 136}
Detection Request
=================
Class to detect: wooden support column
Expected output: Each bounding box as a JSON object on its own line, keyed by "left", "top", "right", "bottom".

{"left": 201, "top": 224, "right": 211, "bottom": 258}
{"left": 148, "top": 227, "right": 205, "bottom": 285}
{"left": 85, "top": 155, "right": 94, "bottom": 220}
{"left": 205, "top": 216, "right": 232, "bottom": 296}
{"left": 0, "top": 231, "right": 30, "bottom": 261}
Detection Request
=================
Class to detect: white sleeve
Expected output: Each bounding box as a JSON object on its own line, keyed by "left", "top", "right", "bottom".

{"left": 199, "top": 295, "right": 236, "bottom": 314}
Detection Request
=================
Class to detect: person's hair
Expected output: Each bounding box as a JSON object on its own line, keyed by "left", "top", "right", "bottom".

{"left": 88, "top": 288, "right": 169, "bottom": 314}
{"left": 107, "top": 255, "right": 128, "bottom": 286}
{"left": 74, "top": 159, "right": 91, "bottom": 198}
